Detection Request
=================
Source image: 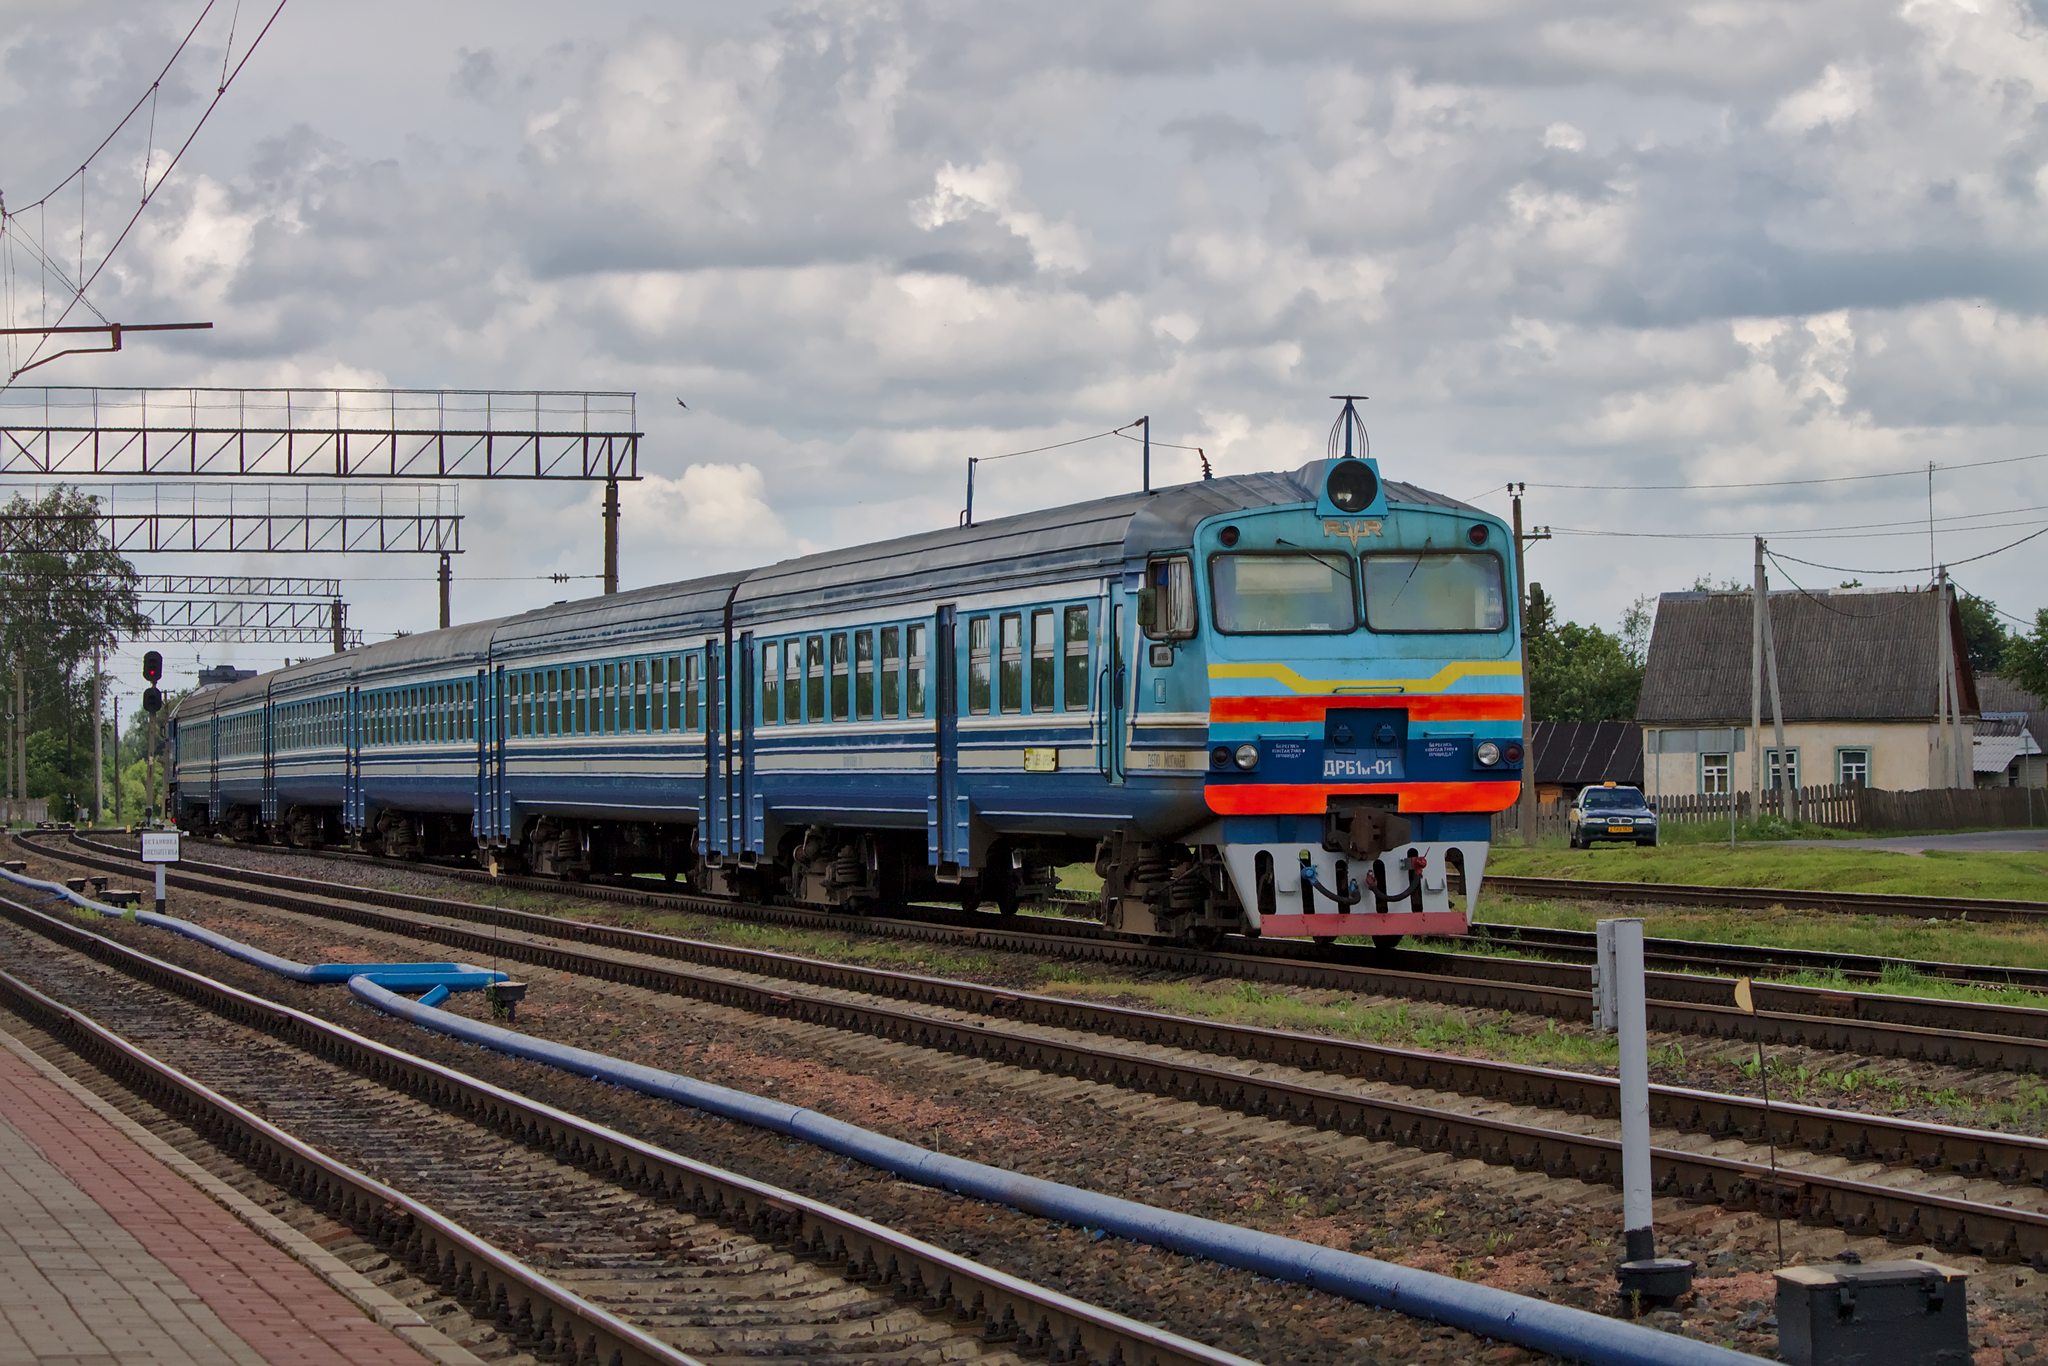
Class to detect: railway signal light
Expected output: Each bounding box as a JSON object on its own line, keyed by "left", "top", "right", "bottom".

{"left": 143, "top": 687, "right": 163, "bottom": 714}
{"left": 142, "top": 651, "right": 163, "bottom": 683}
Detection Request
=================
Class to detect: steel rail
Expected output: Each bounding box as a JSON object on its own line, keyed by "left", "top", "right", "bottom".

{"left": 44, "top": 832, "right": 2048, "bottom": 1071}
{"left": 0, "top": 962, "right": 701, "bottom": 1366}
{"left": 1475, "top": 873, "right": 2048, "bottom": 923}
{"left": 1461, "top": 922, "right": 2048, "bottom": 993}
{"left": 24, "top": 842, "right": 2048, "bottom": 1268}
{"left": 0, "top": 895, "right": 1246, "bottom": 1366}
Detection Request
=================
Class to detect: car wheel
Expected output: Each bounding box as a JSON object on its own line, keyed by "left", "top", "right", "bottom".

{"left": 1638, "top": 835, "right": 1658, "bottom": 848}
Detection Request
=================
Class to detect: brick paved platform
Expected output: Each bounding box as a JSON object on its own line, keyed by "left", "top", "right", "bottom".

{"left": 0, "top": 1032, "right": 435, "bottom": 1366}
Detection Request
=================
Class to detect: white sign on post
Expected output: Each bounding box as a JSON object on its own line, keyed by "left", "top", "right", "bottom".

{"left": 140, "top": 832, "right": 181, "bottom": 864}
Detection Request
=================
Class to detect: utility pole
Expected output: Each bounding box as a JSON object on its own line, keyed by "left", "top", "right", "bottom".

{"left": 1759, "top": 539, "right": 1788, "bottom": 821}
{"left": 92, "top": 647, "right": 104, "bottom": 826}
{"left": 1750, "top": 538, "right": 1765, "bottom": 834}
{"left": 438, "top": 552, "right": 453, "bottom": 629}
{"left": 1510, "top": 484, "right": 1550, "bottom": 847}
{"left": 111, "top": 694, "right": 122, "bottom": 823}
{"left": 602, "top": 478, "right": 621, "bottom": 595}
{"left": 1142, "top": 416, "right": 1151, "bottom": 493}
{"left": 1938, "top": 567, "right": 1968, "bottom": 789}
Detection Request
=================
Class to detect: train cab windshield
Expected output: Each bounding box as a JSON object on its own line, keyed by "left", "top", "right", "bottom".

{"left": 1209, "top": 552, "right": 1358, "bottom": 634}
{"left": 1360, "top": 552, "right": 1505, "bottom": 633}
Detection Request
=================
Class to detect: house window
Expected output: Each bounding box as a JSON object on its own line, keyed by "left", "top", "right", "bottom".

{"left": 1700, "top": 753, "right": 1730, "bottom": 795}
{"left": 1838, "top": 748, "right": 1869, "bottom": 787}
{"left": 1767, "top": 747, "right": 1799, "bottom": 791}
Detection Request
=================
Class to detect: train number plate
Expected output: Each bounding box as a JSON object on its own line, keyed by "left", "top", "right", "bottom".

{"left": 1023, "top": 748, "right": 1058, "bottom": 772}
{"left": 1323, "top": 754, "right": 1398, "bottom": 779}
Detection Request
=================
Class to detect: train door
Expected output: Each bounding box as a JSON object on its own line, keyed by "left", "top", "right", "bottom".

{"left": 485, "top": 664, "right": 508, "bottom": 845}
{"left": 1096, "top": 587, "right": 1129, "bottom": 785}
{"left": 207, "top": 696, "right": 222, "bottom": 824}
{"left": 928, "top": 605, "right": 962, "bottom": 870}
{"left": 471, "top": 667, "right": 488, "bottom": 841}
{"left": 704, "top": 638, "right": 726, "bottom": 857}
{"left": 737, "top": 634, "right": 761, "bottom": 858}
{"left": 344, "top": 684, "right": 363, "bottom": 832}
{"left": 260, "top": 683, "right": 278, "bottom": 823}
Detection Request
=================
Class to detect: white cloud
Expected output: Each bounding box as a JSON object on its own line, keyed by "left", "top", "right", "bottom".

{"left": 6, "top": 0, "right": 2048, "bottom": 649}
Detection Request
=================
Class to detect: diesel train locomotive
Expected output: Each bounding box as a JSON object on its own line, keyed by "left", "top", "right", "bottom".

{"left": 168, "top": 410, "right": 1525, "bottom": 946}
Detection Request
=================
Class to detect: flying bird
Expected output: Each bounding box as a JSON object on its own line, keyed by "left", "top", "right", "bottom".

{"left": 675, "top": 398, "right": 688, "bottom": 410}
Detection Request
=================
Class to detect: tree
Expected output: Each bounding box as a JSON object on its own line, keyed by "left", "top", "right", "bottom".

{"left": 0, "top": 486, "right": 149, "bottom": 806}
{"left": 2003, "top": 609, "right": 2048, "bottom": 700}
{"left": 1523, "top": 583, "right": 1645, "bottom": 721}
{"left": 1957, "top": 592, "right": 2010, "bottom": 677}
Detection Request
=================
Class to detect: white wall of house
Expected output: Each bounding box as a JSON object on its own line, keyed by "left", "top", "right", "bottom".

{"left": 1643, "top": 721, "right": 1961, "bottom": 797}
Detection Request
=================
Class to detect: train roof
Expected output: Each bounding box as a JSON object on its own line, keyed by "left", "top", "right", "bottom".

{"left": 169, "top": 461, "right": 1486, "bottom": 713}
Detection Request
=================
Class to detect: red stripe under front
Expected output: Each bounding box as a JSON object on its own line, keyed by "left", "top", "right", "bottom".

{"left": 1255, "top": 911, "right": 1469, "bottom": 939}
{"left": 1206, "top": 780, "right": 1521, "bottom": 815}
{"left": 1211, "top": 695, "right": 1524, "bottom": 723}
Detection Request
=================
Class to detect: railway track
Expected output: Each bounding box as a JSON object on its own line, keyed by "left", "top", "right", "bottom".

{"left": 18, "top": 838, "right": 2048, "bottom": 1274}
{"left": 41, "top": 831, "right": 2048, "bottom": 1073}
{"left": 1476, "top": 873, "right": 2048, "bottom": 923}
{"left": 1460, "top": 922, "right": 2048, "bottom": 993}
{"left": 0, "top": 896, "right": 1246, "bottom": 1366}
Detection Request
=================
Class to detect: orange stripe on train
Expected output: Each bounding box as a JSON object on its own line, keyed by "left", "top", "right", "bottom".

{"left": 1209, "top": 695, "right": 1524, "bottom": 723}
{"left": 1205, "top": 781, "right": 1522, "bottom": 815}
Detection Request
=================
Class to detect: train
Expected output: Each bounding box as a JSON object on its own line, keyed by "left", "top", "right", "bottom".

{"left": 167, "top": 411, "right": 1524, "bottom": 946}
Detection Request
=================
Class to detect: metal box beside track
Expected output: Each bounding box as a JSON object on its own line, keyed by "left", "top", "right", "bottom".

{"left": 1774, "top": 1260, "right": 1970, "bottom": 1366}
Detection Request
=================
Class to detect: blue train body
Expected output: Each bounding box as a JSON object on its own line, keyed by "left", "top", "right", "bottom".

{"left": 169, "top": 454, "right": 1523, "bottom": 944}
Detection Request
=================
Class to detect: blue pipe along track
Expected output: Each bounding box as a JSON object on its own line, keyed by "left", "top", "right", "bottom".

{"left": 0, "top": 862, "right": 1763, "bottom": 1365}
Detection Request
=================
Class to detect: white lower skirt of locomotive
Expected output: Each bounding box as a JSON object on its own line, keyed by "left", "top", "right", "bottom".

{"left": 1220, "top": 838, "right": 1488, "bottom": 940}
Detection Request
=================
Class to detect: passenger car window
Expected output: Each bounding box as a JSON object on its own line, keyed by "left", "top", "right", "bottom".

{"left": 1030, "top": 610, "right": 1055, "bottom": 712}
{"left": 967, "top": 616, "right": 992, "bottom": 715}
{"left": 880, "top": 627, "right": 901, "bottom": 718}
{"left": 855, "top": 630, "right": 875, "bottom": 721}
{"left": 830, "top": 633, "right": 850, "bottom": 721}
{"left": 1210, "top": 554, "right": 1357, "bottom": 634}
{"left": 999, "top": 614, "right": 1023, "bottom": 714}
{"left": 1063, "top": 606, "right": 1089, "bottom": 710}
{"left": 906, "top": 624, "right": 927, "bottom": 717}
{"left": 1142, "top": 556, "right": 1197, "bottom": 640}
{"left": 1361, "top": 553, "right": 1505, "bottom": 633}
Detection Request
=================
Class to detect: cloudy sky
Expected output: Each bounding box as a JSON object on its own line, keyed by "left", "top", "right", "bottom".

{"left": 3, "top": 0, "right": 2045, "bottom": 686}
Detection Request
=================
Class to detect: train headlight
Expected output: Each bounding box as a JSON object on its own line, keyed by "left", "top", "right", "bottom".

{"left": 1503, "top": 742, "right": 1524, "bottom": 764}
{"left": 1467, "top": 523, "right": 1490, "bottom": 546}
{"left": 1325, "top": 461, "right": 1379, "bottom": 513}
{"left": 1233, "top": 743, "right": 1260, "bottom": 771}
{"left": 1476, "top": 741, "right": 1501, "bottom": 766}
{"left": 1210, "top": 745, "right": 1234, "bottom": 770}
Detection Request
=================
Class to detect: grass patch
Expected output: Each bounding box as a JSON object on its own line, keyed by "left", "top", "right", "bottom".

{"left": 1485, "top": 841, "right": 2048, "bottom": 902}
{"left": 1034, "top": 972, "right": 1684, "bottom": 1072}
{"left": 1465, "top": 899, "right": 2048, "bottom": 1008}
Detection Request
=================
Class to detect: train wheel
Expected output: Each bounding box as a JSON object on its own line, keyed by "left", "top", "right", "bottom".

{"left": 1187, "top": 926, "right": 1223, "bottom": 951}
{"left": 1372, "top": 934, "right": 1402, "bottom": 952}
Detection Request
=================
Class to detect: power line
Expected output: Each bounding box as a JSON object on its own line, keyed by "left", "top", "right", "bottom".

{"left": 1515, "top": 450, "right": 2048, "bottom": 493}
{"left": 1766, "top": 524, "right": 2048, "bottom": 578}
{"left": 2, "top": 1, "right": 291, "bottom": 383}
{"left": 972, "top": 423, "right": 1141, "bottom": 463}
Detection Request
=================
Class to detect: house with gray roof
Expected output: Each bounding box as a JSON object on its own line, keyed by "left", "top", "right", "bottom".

{"left": 1976, "top": 675, "right": 2048, "bottom": 788}
{"left": 1636, "top": 587, "right": 1977, "bottom": 798}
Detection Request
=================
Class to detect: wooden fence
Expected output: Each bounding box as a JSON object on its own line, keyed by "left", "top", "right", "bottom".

{"left": 0, "top": 799, "right": 49, "bottom": 825}
{"left": 1491, "top": 783, "right": 2048, "bottom": 838}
